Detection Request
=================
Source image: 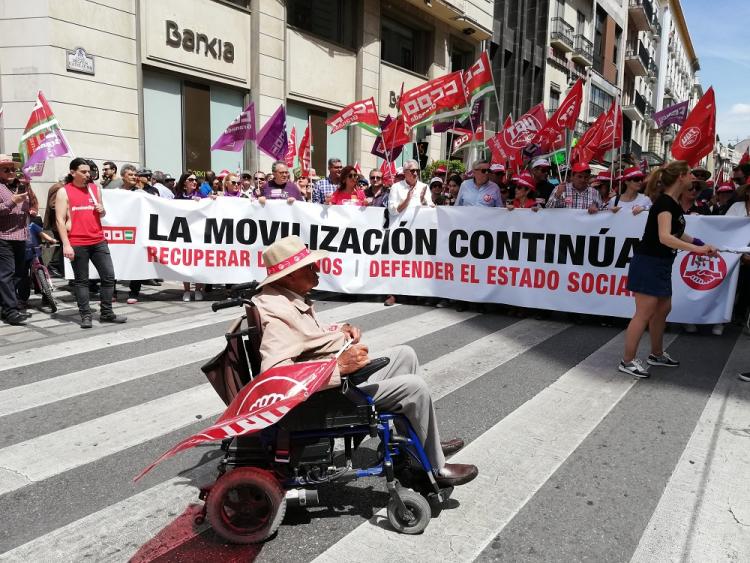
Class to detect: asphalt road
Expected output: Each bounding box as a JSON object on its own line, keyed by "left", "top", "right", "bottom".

{"left": 0, "top": 285, "right": 748, "bottom": 562}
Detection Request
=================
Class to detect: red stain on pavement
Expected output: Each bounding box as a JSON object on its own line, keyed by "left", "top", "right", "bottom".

{"left": 129, "top": 504, "right": 262, "bottom": 563}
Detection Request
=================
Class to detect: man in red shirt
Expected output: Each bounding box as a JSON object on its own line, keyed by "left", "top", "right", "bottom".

{"left": 56, "top": 158, "right": 126, "bottom": 328}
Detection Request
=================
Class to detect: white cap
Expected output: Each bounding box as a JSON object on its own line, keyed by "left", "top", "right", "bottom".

{"left": 531, "top": 158, "right": 551, "bottom": 169}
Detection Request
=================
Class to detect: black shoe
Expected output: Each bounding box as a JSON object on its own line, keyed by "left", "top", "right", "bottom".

{"left": 4, "top": 311, "right": 27, "bottom": 325}
{"left": 100, "top": 314, "right": 127, "bottom": 324}
{"left": 81, "top": 316, "right": 93, "bottom": 329}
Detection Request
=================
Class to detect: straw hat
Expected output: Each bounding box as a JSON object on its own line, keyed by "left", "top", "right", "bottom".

{"left": 0, "top": 154, "right": 19, "bottom": 168}
{"left": 256, "top": 236, "right": 328, "bottom": 288}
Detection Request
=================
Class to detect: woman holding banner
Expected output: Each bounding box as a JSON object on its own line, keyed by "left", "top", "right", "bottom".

{"left": 619, "top": 161, "right": 718, "bottom": 378}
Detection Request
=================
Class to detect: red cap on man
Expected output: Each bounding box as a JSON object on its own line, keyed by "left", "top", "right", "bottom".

{"left": 571, "top": 162, "right": 591, "bottom": 174}
{"left": 435, "top": 164, "right": 447, "bottom": 175}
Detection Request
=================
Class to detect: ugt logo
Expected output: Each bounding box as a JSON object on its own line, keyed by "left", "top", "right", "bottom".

{"left": 680, "top": 252, "right": 727, "bottom": 291}
{"left": 679, "top": 127, "right": 701, "bottom": 149}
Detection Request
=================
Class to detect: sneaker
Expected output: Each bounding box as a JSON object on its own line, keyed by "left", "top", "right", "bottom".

{"left": 739, "top": 372, "right": 750, "bottom": 382}
{"left": 100, "top": 314, "right": 127, "bottom": 324}
{"left": 618, "top": 359, "right": 650, "bottom": 378}
{"left": 683, "top": 323, "right": 697, "bottom": 333}
{"left": 81, "top": 316, "right": 93, "bottom": 329}
{"left": 126, "top": 297, "right": 138, "bottom": 305}
{"left": 711, "top": 324, "right": 724, "bottom": 336}
{"left": 647, "top": 352, "right": 680, "bottom": 368}
{"left": 194, "top": 290, "right": 204, "bottom": 302}
{"left": 182, "top": 291, "right": 191, "bottom": 302}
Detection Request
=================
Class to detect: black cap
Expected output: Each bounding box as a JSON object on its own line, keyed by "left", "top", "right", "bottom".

{"left": 136, "top": 168, "right": 152, "bottom": 178}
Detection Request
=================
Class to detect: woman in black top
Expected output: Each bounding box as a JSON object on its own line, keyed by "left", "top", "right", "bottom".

{"left": 619, "top": 161, "right": 718, "bottom": 379}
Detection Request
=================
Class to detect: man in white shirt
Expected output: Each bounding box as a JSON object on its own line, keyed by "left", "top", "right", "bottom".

{"left": 387, "top": 159, "right": 433, "bottom": 216}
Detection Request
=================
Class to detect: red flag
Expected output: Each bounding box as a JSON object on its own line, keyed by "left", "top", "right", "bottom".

{"left": 573, "top": 100, "right": 622, "bottom": 163}
{"left": 533, "top": 79, "right": 584, "bottom": 151}
{"left": 671, "top": 87, "right": 716, "bottom": 166}
{"left": 381, "top": 115, "right": 412, "bottom": 152}
{"left": 452, "top": 125, "right": 485, "bottom": 155}
{"left": 739, "top": 147, "right": 749, "bottom": 166}
{"left": 380, "top": 160, "right": 398, "bottom": 186}
{"left": 326, "top": 97, "right": 380, "bottom": 134}
{"left": 285, "top": 126, "right": 297, "bottom": 167}
{"left": 354, "top": 162, "right": 362, "bottom": 175}
{"left": 135, "top": 359, "right": 337, "bottom": 482}
{"left": 463, "top": 51, "right": 494, "bottom": 105}
{"left": 399, "top": 71, "right": 467, "bottom": 126}
{"left": 571, "top": 111, "right": 606, "bottom": 163}
{"left": 487, "top": 103, "right": 547, "bottom": 169}
{"left": 298, "top": 120, "right": 312, "bottom": 177}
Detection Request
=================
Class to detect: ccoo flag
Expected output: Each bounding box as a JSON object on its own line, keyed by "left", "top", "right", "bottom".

{"left": 671, "top": 87, "right": 716, "bottom": 167}
{"left": 210, "top": 102, "right": 256, "bottom": 151}
{"left": 19, "top": 91, "right": 74, "bottom": 176}
{"left": 257, "top": 105, "right": 288, "bottom": 161}
{"left": 326, "top": 97, "right": 380, "bottom": 135}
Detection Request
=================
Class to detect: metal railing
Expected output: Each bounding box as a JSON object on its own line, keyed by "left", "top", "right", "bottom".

{"left": 550, "top": 17, "right": 574, "bottom": 49}
{"left": 573, "top": 35, "right": 593, "bottom": 62}
{"left": 629, "top": 0, "right": 654, "bottom": 22}
{"left": 625, "top": 40, "right": 650, "bottom": 68}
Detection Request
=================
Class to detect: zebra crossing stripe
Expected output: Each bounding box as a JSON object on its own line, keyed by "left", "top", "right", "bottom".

{"left": 0, "top": 306, "right": 472, "bottom": 497}
{"left": 312, "top": 333, "right": 679, "bottom": 563}
{"left": 0, "top": 477, "right": 204, "bottom": 561}
{"left": 0, "top": 301, "right": 392, "bottom": 418}
{"left": 0, "top": 301, "right": 386, "bottom": 372}
{"left": 630, "top": 337, "right": 750, "bottom": 563}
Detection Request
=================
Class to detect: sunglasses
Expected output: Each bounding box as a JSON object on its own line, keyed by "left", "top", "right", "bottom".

{"left": 347, "top": 173, "right": 359, "bottom": 179}
{"left": 369, "top": 175, "right": 382, "bottom": 180}
{"left": 0, "top": 167, "right": 15, "bottom": 173}
{"left": 405, "top": 169, "right": 418, "bottom": 174}
{"left": 475, "top": 168, "right": 490, "bottom": 173}
{"left": 254, "top": 177, "right": 265, "bottom": 181}
{"left": 187, "top": 177, "right": 197, "bottom": 182}
{"left": 227, "top": 180, "right": 238, "bottom": 185}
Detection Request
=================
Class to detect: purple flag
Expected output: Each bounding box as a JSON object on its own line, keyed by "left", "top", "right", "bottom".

{"left": 256, "top": 105, "right": 288, "bottom": 160}
{"left": 652, "top": 100, "right": 689, "bottom": 129}
{"left": 22, "top": 128, "right": 73, "bottom": 177}
{"left": 370, "top": 116, "right": 403, "bottom": 160}
{"left": 211, "top": 102, "right": 256, "bottom": 151}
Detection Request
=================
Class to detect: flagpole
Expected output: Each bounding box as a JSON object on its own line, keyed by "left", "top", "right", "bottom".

{"left": 609, "top": 93, "right": 620, "bottom": 187}
{"left": 486, "top": 51, "right": 504, "bottom": 131}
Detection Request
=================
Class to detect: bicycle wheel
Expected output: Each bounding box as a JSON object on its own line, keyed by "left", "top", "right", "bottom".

{"left": 35, "top": 267, "right": 57, "bottom": 313}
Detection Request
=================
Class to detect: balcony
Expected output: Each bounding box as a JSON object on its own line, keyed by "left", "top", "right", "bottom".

{"left": 550, "top": 17, "right": 574, "bottom": 53}
{"left": 623, "top": 90, "right": 647, "bottom": 120}
{"left": 629, "top": 0, "right": 653, "bottom": 32}
{"left": 647, "top": 58, "right": 658, "bottom": 81}
{"left": 624, "top": 139, "right": 643, "bottom": 158}
{"left": 625, "top": 40, "right": 649, "bottom": 76}
{"left": 572, "top": 35, "right": 593, "bottom": 66}
{"left": 651, "top": 18, "right": 662, "bottom": 40}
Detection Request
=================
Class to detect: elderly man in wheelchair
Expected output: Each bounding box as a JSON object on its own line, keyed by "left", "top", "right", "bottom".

{"left": 199, "top": 236, "right": 477, "bottom": 543}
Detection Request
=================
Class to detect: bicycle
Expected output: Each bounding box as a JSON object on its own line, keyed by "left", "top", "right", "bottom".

{"left": 31, "top": 244, "right": 58, "bottom": 313}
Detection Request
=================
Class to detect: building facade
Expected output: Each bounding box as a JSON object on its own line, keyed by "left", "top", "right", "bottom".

{"left": 0, "top": 0, "right": 492, "bottom": 198}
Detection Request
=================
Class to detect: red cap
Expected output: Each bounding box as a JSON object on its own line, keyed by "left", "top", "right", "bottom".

{"left": 216, "top": 169, "right": 232, "bottom": 178}
{"left": 716, "top": 182, "right": 735, "bottom": 193}
{"left": 619, "top": 166, "right": 645, "bottom": 181}
{"left": 436, "top": 165, "right": 447, "bottom": 174}
{"left": 512, "top": 171, "right": 536, "bottom": 190}
{"left": 571, "top": 162, "right": 591, "bottom": 174}
{"left": 596, "top": 170, "right": 612, "bottom": 182}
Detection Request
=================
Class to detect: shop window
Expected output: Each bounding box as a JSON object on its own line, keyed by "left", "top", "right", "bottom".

{"left": 287, "top": 0, "right": 357, "bottom": 49}
{"left": 381, "top": 16, "right": 430, "bottom": 74}
{"left": 184, "top": 82, "right": 212, "bottom": 174}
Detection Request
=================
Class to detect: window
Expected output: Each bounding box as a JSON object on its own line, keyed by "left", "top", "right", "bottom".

{"left": 451, "top": 38, "right": 474, "bottom": 72}
{"left": 550, "top": 88, "right": 561, "bottom": 112}
{"left": 613, "top": 25, "right": 622, "bottom": 65}
{"left": 577, "top": 11, "right": 585, "bottom": 36}
{"left": 381, "top": 16, "right": 430, "bottom": 74}
{"left": 589, "top": 84, "right": 613, "bottom": 119}
{"left": 593, "top": 7, "right": 606, "bottom": 73}
{"left": 287, "top": 0, "right": 357, "bottom": 49}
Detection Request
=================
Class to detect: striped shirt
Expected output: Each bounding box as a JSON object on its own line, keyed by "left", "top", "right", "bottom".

{"left": 312, "top": 177, "right": 338, "bottom": 204}
{"left": 0, "top": 183, "right": 29, "bottom": 241}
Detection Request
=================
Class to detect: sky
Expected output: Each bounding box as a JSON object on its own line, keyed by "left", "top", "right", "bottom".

{"left": 681, "top": 0, "right": 750, "bottom": 145}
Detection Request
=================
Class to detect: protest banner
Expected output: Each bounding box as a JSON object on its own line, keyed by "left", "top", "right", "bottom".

{"left": 96, "top": 191, "right": 750, "bottom": 324}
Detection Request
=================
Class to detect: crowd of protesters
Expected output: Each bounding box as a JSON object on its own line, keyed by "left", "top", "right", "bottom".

{"left": 0, "top": 152, "right": 748, "bottom": 355}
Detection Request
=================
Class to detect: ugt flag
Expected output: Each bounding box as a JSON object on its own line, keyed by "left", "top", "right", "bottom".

{"left": 257, "top": 104, "right": 288, "bottom": 161}
{"left": 210, "top": 102, "right": 256, "bottom": 151}
{"left": 298, "top": 120, "right": 312, "bottom": 177}
{"left": 135, "top": 358, "right": 337, "bottom": 481}
{"left": 487, "top": 103, "right": 546, "bottom": 168}
{"left": 19, "top": 91, "right": 73, "bottom": 176}
{"left": 285, "top": 126, "right": 297, "bottom": 167}
{"left": 671, "top": 87, "right": 716, "bottom": 167}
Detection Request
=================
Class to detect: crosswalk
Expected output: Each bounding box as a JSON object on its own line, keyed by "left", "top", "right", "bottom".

{"left": 0, "top": 297, "right": 748, "bottom": 562}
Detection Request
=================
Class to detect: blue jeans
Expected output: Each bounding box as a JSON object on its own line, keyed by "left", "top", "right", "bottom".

{"left": 70, "top": 241, "right": 115, "bottom": 317}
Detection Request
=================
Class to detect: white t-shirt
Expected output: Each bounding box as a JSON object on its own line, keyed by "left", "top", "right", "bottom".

{"left": 607, "top": 193, "right": 652, "bottom": 211}
{"left": 387, "top": 180, "right": 433, "bottom": 215}
{"left": 725, "top": 201, "right": 750, "bottom": 217}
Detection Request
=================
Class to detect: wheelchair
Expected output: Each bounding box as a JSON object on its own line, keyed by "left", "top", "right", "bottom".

{"left": 196, "top": 282, "right": 454, "bottom": 544}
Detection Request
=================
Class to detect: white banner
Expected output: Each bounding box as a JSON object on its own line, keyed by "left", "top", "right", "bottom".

{"left": 97, "top": 191, "right": 750, "bottom": 323}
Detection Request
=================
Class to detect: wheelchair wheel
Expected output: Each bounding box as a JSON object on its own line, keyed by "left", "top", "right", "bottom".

{"left": 387, "top": 489, "right": 431, "bottom": 534}
{"left": 206, "top": 467, "right": 286, "bottom": 544}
